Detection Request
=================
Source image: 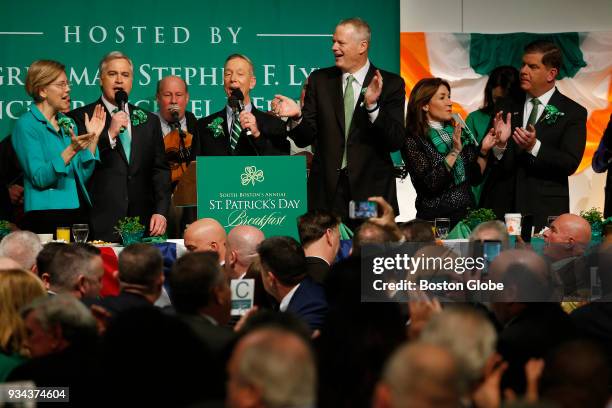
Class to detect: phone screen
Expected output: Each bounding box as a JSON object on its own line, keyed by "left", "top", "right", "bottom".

{"left": 483, "top": 240, "right": 502, "bottom": 264}
{"left": 349, "top": 200, "right": 378, "bottom": 219}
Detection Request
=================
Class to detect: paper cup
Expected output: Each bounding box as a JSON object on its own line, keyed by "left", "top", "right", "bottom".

{"left": 37, "top": 233, "right": 53, "bottom": 244}
{"left": 504, "top": 213, "right": 522, "bottom": 236}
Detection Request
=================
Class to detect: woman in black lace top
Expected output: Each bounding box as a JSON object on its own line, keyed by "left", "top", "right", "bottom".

{"left": 404, "top": 78, "right": 496, "bottom": 228}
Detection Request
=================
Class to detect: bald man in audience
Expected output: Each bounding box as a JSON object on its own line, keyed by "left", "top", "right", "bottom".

{"left": 224, "top": 225, "right": 264, "bottom": 280}
{"left": 373, "top": 342, "right": 460, "bottom": 408}
{"left": 543, "top": 213, "right": 591, "bottom": 296}
{"left": 226, "top": 327, "right": 316, "bottom": 408}
{"left": 183, "top": 218, "right": 227, "bottom": 261}
{"left": 0, "top": 256, "right": 21, "bottom": 270}
{"left": 0, "top": 231, "right": 42, "bottom": 272}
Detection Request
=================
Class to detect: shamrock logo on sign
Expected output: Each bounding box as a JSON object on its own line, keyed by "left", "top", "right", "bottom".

{"left": 241, "top": 166, "right": 264, "bottom": 186}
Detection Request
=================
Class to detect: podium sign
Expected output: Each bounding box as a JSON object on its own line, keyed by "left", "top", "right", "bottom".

{"left": 197, "top": 156, "right": 307, "bottom": 239}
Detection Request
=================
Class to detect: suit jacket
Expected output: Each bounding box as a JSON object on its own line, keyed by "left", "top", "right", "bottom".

{"left": 592, "top": 114, "right": 612, "bottom": 217}
{"left": 286, "top": 276, "right": 328, "bottom": 331}
{"left": 481, "top": 89, "right": 586, "bottom": 229}
{"left": 305, "top": 256, "right": 330, "bottom": 284}
{"left": 289, "top": 64, "right": 406, "bottom": 214}
{"left": 192, "top": 106, "right": 288, "bottom": 157}
{"left": 68, "top": 99, "right": 171, "bottom": 241}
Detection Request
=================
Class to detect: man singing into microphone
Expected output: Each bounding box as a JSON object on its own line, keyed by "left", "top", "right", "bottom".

{"left": 191, "top": 53, "right": 288, "bottom": 157}
{"left": 69, "top": 51, "right": 171, "bottom": 241}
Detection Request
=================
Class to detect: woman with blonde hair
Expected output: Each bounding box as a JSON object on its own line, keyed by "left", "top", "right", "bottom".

{"left": 0, "top": 269, "right": 46, "bottom": 380}
{"left": 12, "top": 59, "right": 106, "bottom": 234}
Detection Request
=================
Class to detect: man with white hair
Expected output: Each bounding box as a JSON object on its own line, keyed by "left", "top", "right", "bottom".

{"left": 272, "top": 17, "right": 406, "bottom": 221}
{"left": 420, "top": 307, "right": 498, "bottom": 404}
{"left": 69, "top": 51, "right": 170, "bottom": 241}
{"left": 0, "top": 230, "right": 42, "bottom": 271}
{"left": 226, "top": 327, "right": 316, "bottom": 408}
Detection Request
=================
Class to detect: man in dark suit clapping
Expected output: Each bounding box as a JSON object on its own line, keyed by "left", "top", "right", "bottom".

{"left": 482, "top": 41, "right": 587, "bottom": 231}
{"left": 272, "top": 17, "right": 406, "bottom": 220}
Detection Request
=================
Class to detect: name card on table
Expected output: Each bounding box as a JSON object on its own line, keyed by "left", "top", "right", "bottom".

{"left": 231, "top": 279, "right": 255, "bottom": 316}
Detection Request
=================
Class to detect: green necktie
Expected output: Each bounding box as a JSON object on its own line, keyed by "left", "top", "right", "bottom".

{"left": 113, "top": 107, "right": 131, "bottom": 163}
{"left": 230, "top": 111, "right": 241, "bottom": 151}
{"left": 342, "top": 74, "right": 355, "bottom": 169}
{"left": 526, "top": 98, "right": 541, "bottom": 128}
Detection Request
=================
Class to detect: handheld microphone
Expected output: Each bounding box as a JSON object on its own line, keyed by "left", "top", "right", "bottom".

{"left": 115, "top": 90, "right": 129, "bottom": 133}
{"left": 229, "top": 88, "right": 253, "bottom": 137}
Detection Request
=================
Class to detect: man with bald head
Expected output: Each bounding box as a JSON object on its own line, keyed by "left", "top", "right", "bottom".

{"left": 373, "top": 342, "right": 460, "bottom": 408}
{"left": 543, "top": 213, "right": 591, "bottom": 296}
{"left": 226, "top": 327, "right": 316, "bottom": 408}
{"left": 224, "top": 225, "right": 264, "bottom": 280}
{"left": 183, "top": 218, "right": 227, "bottom": 261}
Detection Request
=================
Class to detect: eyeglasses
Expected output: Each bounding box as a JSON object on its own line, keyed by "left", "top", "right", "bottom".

{"left": 50, "top": 81, "right": 72, "bottom": 90}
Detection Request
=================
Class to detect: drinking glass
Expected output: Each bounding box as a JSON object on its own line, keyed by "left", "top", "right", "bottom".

{"left": 72, "top": 224, "right": 89, "bottom": 243}
{"left": 56, "top": 227, "right": 71, "bottom": 243}
{"left": 434, "top": 218, "right": 450, "bottom": 239}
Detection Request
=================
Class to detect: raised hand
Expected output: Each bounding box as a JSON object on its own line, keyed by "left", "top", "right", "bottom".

{"left": 493, "top": 111, "right": 512, "bottom": 146}
{"left": 452, "top": 123, "right": 463, "bottom": 153}
{"left": 69, "top": 128, "right": 94, "bottom": 152}
{"left": 85, "top": 104, "right": 107, "bottom": 139}
{"left": 364, "top": 69, "right": 383, "bottom": 106}
{"left": 481, "top": 128, "right": 497, "bottom": 154}
{"left": 271, "top": 95, "right": 301, "bottom": 119}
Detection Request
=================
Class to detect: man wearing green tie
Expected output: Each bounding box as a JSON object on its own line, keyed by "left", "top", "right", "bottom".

{"left": 481, "top": 41, "right": 587, "bottom": 231}
{"left": 69, "top": 51, "right": 171, "bottom": 242}
{"left": 271, "top": 18, "right": 406, "bottom": 222}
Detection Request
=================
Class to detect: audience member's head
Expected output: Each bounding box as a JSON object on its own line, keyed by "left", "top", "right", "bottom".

{"left": 352, "top": 221, "right": 397, "bottom": 256}
{"left": 117, "top": 243, "right": 164, "bottom": 302}
{"left": 48, "top": 244, "right": 104, "bottom": 299}
{"left": 184, "top": 218, "right": 227, "bottom": 261}
{"left": 297, "top": 210, "right": 341, "bottom": 264}
{"left": 169, "top": 251, "right": 231, "bottom": 325}
{"left": 257, "top": 237, "right": 306, "bottom": 302}
{"left": 227, "top": 327, "right": 316, "bottom": 408}
{"left": 0, "top": 269, "right": 46, "bottom": 355}
{"left": 225, "top": 225, "right": 265, "bottom": 280}
{"left": 488, "top": 249, "right": 554, "bottom": 324}
{"left": 0, "top": 231, "right": 42, "bottom": 271}
{"left": 543, "top": 213, "right": 591, "bottom": 260}
{"left": 420, "top": 306, "right": 497, "bottom": 391}
{"left": 469, "top": 220, "right": 510, "bottom": 250}
{"left": 540, "top": 340, "right": 610, "bottom": 408}
{"left": 373, "top": 341, "right": 460, "bottom": 408}
{"left": 236, "top": 309, "right": 312, "bottom": 343}
{"left": 35, "top": 242, "right": 67, "bottom": 289}
{"left": 400, "top": 219, "right": 435, "bottom": 243}
{"left": 21, "top": 294, "right": 97, "bottom": 358}
{"left": 0, "top": 256, "right": 21, "bottom": 270}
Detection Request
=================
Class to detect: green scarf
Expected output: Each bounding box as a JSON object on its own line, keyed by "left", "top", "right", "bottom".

{"left": 429, "top": 125, "right": 474, "bottom": 185}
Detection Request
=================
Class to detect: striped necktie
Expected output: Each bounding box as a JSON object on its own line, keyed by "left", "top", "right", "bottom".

{"left": 230, "top": 111, "right": 241, "bottom": 151}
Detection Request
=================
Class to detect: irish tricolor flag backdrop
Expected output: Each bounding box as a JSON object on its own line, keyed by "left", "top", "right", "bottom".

{"left": 399, "top": 32, "right": 612, "bottom": 217}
